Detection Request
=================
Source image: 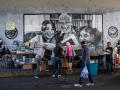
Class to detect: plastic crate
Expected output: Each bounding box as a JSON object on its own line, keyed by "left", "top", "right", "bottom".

{"left": 90, "top": 63, "right": 98, "bottom": 76}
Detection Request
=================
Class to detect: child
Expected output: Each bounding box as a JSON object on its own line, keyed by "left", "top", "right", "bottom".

{"left": 65, "top": 42, "right": 74, "bottom": 71}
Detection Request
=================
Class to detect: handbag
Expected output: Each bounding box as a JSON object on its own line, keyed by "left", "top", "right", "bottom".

{"left": 80, "top": 66, "right": 89, "bottom": 78}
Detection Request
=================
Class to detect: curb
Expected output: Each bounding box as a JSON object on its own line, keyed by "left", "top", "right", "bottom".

{"left": 0, "top": 70, "right": 80, "bottom": 78}
{"left": 0, "top": 68, "right": 119, "bottom": 78}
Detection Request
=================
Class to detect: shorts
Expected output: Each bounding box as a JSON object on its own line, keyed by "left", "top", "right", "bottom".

{"left": 67, "top": 56, "right": 73, "bottom": 63}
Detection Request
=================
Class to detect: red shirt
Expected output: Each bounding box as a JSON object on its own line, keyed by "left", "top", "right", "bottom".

{"left": 66, "top": 45, "right": 73, "bottom": 56}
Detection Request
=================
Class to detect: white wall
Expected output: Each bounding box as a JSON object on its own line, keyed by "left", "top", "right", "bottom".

{"left": 0, "top": 12, "right": 23, "bottom": 49}
{"left": 0, "top": 7, "right": 120, "bottom": 50}
{"left": 103, "top": 11, "right": 120, "bottom": 48}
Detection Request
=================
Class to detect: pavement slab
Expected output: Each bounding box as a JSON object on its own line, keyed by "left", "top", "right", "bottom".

{"left": 0, "top": 73, "right": 120, "bottom": 90}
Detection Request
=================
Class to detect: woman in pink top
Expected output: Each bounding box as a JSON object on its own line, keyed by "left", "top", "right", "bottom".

{"left": 66, "top": 42, "right": 74, "bottom": 71}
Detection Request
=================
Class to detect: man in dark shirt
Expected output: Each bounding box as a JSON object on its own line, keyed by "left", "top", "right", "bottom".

{"left": 74, "top": 41, "right": 94, "bottom": 87}
{"left": 52, "top": 43, "right": 63, "bottom": 78}
{"left": 105, "top": 42, "right": 113, "bottom": 73}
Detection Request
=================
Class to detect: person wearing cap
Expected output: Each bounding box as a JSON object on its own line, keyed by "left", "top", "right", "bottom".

{"left": 74, "top": 41, "right": 94, "bottom": 87}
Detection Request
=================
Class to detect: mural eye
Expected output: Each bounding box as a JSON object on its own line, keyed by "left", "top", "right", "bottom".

{"left": 108, "top": 26, "right": 118, "bottom": 38}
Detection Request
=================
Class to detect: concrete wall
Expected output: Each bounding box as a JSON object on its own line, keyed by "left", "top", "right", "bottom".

{"left": 1, "top": 0, "right": 120, "bottom": 8}
{"left": 0, "top": 7, "right": 104, "bottom": 49}
{"left": 103, "top": 11, "right": 120, "bottom": 48}
{"left": 0, "top": 7, "right": 120, "bottom": 49}
{"left": 0, "top": 12, "right": 23, "bottom": 49}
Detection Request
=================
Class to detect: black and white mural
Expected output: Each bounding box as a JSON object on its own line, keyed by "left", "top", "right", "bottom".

{"left": 108, "top": 26, "right": 118, "bottom": 38}
{"left": 24, "top": 13, "right": 102, "bottom": 49}
{"left": 5, "top": 22, "right": 18, "bottom": 39}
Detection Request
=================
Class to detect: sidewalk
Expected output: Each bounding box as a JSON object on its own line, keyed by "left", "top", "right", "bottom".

{"left": 0, "top": 73, "right": 120, "bottom": 90}
{"left": 0, "top": 67, "right": 120, "bottom": 78}
{"left": 0, "top": 68, "right": 80, "bottom": 78}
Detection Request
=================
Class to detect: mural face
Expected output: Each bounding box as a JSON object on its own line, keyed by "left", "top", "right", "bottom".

{"left": 5, "top": 22, "right": 18, "bottom": 39}
{"left": 24, "top": 13, "right": 102, "bottom": 49}
{"left": 59, "top": 13, "right": 72, "bottom": 34}
{"left": 108, "top": 26, "right": 118, "bottom": 38}
{"left": 78, "top": 26, "right": 102, "bottom": 48}
{"left": 5, "top": 28, "right": 18, "bottom": 39}
{"left": 79, "top": 29, "right": 91, "bottom": 41}
{"left": 42, "top": 23, "right": 55, "bottom": 43}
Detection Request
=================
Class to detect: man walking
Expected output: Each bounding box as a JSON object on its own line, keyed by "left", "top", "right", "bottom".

{"left": 74, "top": 41, "right": 94, "bottom": 87}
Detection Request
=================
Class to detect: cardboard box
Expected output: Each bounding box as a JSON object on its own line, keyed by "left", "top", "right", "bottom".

{"left": 61, "top": 58, "right": 69, "bottom": 68}
{"left": 40, "top": 61, "right": 46, "bottom": 71}
{"left": 23, "top": 63, "right": 33, "bottom": 69}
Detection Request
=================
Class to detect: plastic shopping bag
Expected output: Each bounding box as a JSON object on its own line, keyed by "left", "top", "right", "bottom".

{"left": 80, "top": 66, "right": 89, "bottom": 78}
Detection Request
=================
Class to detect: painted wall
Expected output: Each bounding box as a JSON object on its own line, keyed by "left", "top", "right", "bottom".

{"left": 0, "top": 12, "right": 23, "bottom": 49}
{"left": 103, "top": 11, "right": 120, "bottom": 48}
{"left": 0, "top": 7, "right": 120, "bottom": 50}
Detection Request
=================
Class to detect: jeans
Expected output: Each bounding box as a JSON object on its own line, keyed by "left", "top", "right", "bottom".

{"left": 106, "top": 55, "right": 113, "bottom": 72}
{"left": 79, "top": 60, "right": 93, "bottom": 84}
{"left": 53, "top": 57, "right": 62, "bottom": 76}
{"left": 67, "top": 56, "right": 73, "bottom": 63}
{"left": 34, "top": 58, "right": 40, "bottom": 76}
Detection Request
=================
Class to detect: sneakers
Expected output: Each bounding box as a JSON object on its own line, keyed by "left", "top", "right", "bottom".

{"left": 74, "top": 83, "right": 94, "bottom": 87}
{"left": 52, "top": 74, "right": 62, "bottom": 78}
{"left": 74, "top": 84, "right": 83, "bottom": 87}
{"left": 45, "top": 69, "right": 49, "bottom": 72}
{"left": 57, "top": 75, "right": 62, "bottom": 78}
{"left": 34, "top": 76, "right": 39, "bottom": 78}
{"left": 86, "top": 83, "right": 94, "bottom": 86}
{"left": 52, "top": 74, "right": 55, "bottom": 78}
